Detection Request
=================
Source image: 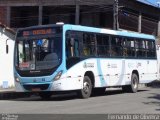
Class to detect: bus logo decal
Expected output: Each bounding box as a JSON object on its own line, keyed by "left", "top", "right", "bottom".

{"left": 83, "top": 62, "right": 94, "bottom": 68}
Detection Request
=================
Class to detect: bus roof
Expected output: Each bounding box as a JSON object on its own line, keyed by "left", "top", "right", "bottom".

{"left": 64, "top": 24, "right": 155, "bottom": 40}
{"left": 17, "top": 24, "right": 155, "bottom": 40}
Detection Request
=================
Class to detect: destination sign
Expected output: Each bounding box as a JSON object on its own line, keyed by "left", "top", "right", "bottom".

{"left": 22, "top": 28, "right": 55, "bottom": 36}
{"left": 17, "top": 26, "right": 62, "bottom": 38}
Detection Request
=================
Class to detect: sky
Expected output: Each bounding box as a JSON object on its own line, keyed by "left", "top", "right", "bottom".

{"left": 137, "top": 0, "right": 160, "bottom": 8}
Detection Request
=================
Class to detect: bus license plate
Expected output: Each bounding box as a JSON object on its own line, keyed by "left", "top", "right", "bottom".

{"left": 32, "top": 88, "right": 41, "bottom": 91}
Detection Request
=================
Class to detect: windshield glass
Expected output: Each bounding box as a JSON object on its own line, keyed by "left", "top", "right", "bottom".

{"left": 16, "top": 36, "right": 62, "bottom": 71}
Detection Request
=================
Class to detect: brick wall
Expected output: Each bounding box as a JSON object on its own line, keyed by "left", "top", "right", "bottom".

{"left": 0, "top": 6, "right": 7, "bottom": 25}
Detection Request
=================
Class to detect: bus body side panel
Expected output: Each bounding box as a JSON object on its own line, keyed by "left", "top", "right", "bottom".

{"left": 51, "top": 58, "right": 126, "bottom": 91}
{"left": 145, "top": 60, "right": 157, "bottom": 83}
{"left": 124, "top": 59, "right": 157, "bottom": 85}
{"left": 51, "top": 59, "right": 98, "bottom": 91}
{"left": 99, "top": 59, "right": 125, "bottom": 87}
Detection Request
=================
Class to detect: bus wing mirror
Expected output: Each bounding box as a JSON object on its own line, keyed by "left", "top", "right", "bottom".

{"left": 6, "top": 39, "right": 9, "bottom": 54}
{"left": 6, "top": 44, "right": 9, "bottom": 54}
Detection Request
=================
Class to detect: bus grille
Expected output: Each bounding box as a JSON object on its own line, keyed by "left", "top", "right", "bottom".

{"left": 23, "top": 84, "right": 49, "bottom": 91}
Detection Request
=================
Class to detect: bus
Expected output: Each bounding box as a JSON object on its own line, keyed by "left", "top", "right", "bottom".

{"left": 14, "top": 24, "right": 158, "bottom": 99}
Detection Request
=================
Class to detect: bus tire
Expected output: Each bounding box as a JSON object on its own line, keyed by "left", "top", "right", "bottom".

{"left": 122, "top": 73, "right": 138, "bottom": 93}
{"left": 77, "top": 76, "right": 92, "bottom": 99}
{"left": 39, "top": 92, "right": 52, "bottom": 100}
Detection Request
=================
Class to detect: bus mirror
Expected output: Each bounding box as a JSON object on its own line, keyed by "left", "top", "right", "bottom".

{"left": 6, "top": 44, "right": 9, "bottom": 54}
{"left": 70, "top": 38, "right": 74, "bottom": 46}
{"left": 6, "top": 38, "right": 9, "bottom": 54}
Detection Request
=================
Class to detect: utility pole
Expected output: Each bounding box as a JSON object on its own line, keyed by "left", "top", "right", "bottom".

{"left": 113, "top": 0, "right": 119, "bottom": 30}
{"left": 75, "top": 4, "right": 80, "bottom": 25}
{"left": 38, "top": 5, "right": 43, "bottom": 25}
{"left": 138, "top": 12, "right": 142, "bottom": 33}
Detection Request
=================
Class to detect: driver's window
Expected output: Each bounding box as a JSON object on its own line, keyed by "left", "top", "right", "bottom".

{"left": 66, "top": 31, "right": 82, "bottom": 69}
{"left": 66, "top": 31, "right": 80, "bottom": 59}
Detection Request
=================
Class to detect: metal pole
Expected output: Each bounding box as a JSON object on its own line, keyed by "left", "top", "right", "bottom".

{"left": 113, "top": 0, "right": 119, "bottom": 30}
{"left": 138, "top": 12, "right": 142, "bottom": 33}
{"left": 75, "top": 4, "right": 80, "bottom": 25}
{"left": 38, "top": 5, "right": 43, "bottom": 25}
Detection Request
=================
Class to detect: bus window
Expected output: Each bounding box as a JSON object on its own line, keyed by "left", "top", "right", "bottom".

{"left": 96, "top": 34, "right": 109, "bottom": 57}
{"left": 66, "top": 31, "right": 81, "bottom": 69}
{"left": 146, "top": 41, "right": 156, "bottom": 58}
{"left": 137, "top": 40, "right": 146, "bottom": 58}
{"left": 66, "top": 31, "right": 81, "bottom": 58}
{"left": 124, "top": 38, "right": 135, "bottom": 58}
{"left": 83, "top": 33, "right": 96, "bottom": 56}
{"left": 66, "top": 38, "right": 79, "bottom": 58}
{"left": 110, "top": 36, "right": 123, "bottom": 57}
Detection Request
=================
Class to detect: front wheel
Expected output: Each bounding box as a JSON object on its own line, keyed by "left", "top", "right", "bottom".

{"left": 77, "top": 76, "right": 92, "bottom": 99}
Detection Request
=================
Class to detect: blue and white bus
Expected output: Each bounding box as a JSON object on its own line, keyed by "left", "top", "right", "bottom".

{"left": 14, "top": 24, "right": 157, "bottom": 99}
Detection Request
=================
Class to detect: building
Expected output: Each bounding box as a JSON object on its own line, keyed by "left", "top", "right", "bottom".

{"left": 0, "top": 0, "right": 160, "bottom": 36}
{"left": 0, "top": 23, "right": 15, "bottom": 89}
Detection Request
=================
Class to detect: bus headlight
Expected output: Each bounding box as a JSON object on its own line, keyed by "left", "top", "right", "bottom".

{"left": 54, "top": 70, "right": 63, "bottom": 81}
{"left": 15, "top": 76, "right": 20, "bottom": 82}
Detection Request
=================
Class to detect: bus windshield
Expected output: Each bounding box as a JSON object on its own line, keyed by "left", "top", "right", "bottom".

{"left": 15, "top": 26, "right": 63, "bottom": 76}
{"left": 16, "top": 36, "right": 62, "bottom": 71}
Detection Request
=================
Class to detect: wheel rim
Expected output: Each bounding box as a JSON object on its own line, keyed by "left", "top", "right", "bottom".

{"left": 133, "top": 77, "right": 138, "bottom": 89}
{"left": 83, "top": 81, "right": 90, "bottom": 95}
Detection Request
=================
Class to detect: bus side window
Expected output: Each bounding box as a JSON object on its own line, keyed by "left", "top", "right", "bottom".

{"left": 66, "top": 38, "right": 70, "bottom": 58}
{"left": 66, "top": 31, "right": 81, "bottom": 69}
{"left": 83, "top": 33, "right": 96, "bottom": 56}
{"left": 83, "top": 46, "right": 90, "bottom": 56}
{"left": 74, "top": 40, "right": 79, "bottom": 57}
{"left": 70, "top": 38, "right": 75, "bottom": 57}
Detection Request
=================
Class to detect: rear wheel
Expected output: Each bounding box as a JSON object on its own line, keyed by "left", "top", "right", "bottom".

{"left": 122, "top": 73, "right": 138, "bottom": 93}
{"left": 77, "top": 76, "right": 92, "bottom": 99}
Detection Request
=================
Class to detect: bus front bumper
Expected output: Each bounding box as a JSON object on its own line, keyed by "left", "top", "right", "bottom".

{"left": 15, "top": 77, "right": 82, "bottom": 92}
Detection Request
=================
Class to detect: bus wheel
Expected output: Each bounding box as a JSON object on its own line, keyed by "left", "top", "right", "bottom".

{"left": 122, "top": 73, "right": 138, "bottom": 93}
{"left": 39, "top": 92, "right": 52, "bottom": 100}
{"left": 78, "top": 76, "right": 92, "bottom": 99}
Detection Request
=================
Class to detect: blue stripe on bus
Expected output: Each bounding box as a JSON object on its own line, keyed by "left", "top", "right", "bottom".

{"left": 97, "top": 59, "right": 106, "bottom": 86}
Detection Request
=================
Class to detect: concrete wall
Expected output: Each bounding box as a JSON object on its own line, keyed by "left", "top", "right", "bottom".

{"left": 0, "top": 27, "right": 15, "bottom": 89}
